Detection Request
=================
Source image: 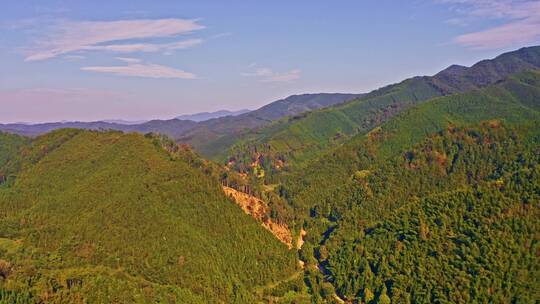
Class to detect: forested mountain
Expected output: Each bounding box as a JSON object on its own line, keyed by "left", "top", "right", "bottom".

{"left": 276, "top": 70, "right": 540, "bottom": 302}
{"left": 225, "top": 46, "right": 540, "bottom": 177}
{"left": 0, "top": 130, "right": 297, "bottom": 303}
{"left": 0, "top": 133, "right": 29, "bottom": 184}
{"left": 1, "top": 47, "right": 539, "bottom": 304}
{"left": 173, "top": 93, "right": 364, "bottom": 157}
{"left": 431, "top": 45, "right": 540, "bottom": 93}
{"left": 301, "top": 122, "right": 540, "bottom": 303}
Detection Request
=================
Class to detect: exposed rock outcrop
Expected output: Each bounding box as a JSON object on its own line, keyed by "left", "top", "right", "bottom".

{"left": 223, "top": 186, "right": 292, "bottom": 248}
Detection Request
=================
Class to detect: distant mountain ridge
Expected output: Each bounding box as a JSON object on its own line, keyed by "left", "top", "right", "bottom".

{"left": 2, "top": 46, "right": 538, "bottom": 162}
{"left": 102, "top": 119, "right": 148, "bottom": 125}
{"left": 177, "top": 93, "right": 365, "bottom": 156}
{"left": 432, "top": 45, "right": 540, "bottom": 93}
{"left": 0, "top": 93, "right": 364, "bottom": 149}
{"left": 176, "top": 109, "right": 250, "bottom": 122}
{"left": 224, "top": 45, "right": 540, "bottom": 173}
{"left": 0, "top": 119, "right": 197, "bottom": 138}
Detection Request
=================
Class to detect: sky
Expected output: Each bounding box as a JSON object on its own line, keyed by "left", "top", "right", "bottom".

{"left": 1, "top": 0, "right": 539, "bottom": 123}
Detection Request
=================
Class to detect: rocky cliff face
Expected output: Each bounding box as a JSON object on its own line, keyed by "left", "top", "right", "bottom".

{"left": 223, "top": 186, "right": 293, "bottom": 248}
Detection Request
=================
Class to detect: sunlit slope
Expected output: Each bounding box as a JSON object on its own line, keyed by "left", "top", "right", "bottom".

{"left": 288, "top": 70, "right": 540, "bottom": 214}
{"left": 228, "top": 76, "right": 442, "bottom": 173}
{"left": 300, "top": 122, "right": 540, "bottom": 303}
{"left": 281, "top": 71, "right": 540, "bottom": 302}
{"left": 225, "top": 46, "right": 540, "bottom": 177}
{"left": 0, "top": 130, "right": 296, "bottom": 303}
{"left": 0, "top": 132, "right": 30, "bottom": 182}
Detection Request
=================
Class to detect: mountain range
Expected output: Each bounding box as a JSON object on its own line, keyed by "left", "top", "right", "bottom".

{"left": 0, "top": 94, "right": 363, "bottom": 153}
{"left": 224, "top": 45, "right": 540, "bottom": 173}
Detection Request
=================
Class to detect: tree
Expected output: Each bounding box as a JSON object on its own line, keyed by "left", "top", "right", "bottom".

{"left": 363, "top": 287, "right": 374, "bottom": 304}
{"left": 377, "top": 286, "right": 391, "bottom": 304}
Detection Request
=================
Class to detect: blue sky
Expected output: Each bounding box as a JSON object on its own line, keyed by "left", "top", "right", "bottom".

{"left": 1, "top": 0, "right": 539, "bottom": 123}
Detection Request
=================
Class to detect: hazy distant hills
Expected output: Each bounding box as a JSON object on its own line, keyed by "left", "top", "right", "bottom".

{"left": 177, "top": 93, "right": 364, "bottom": 156}
{"left": 0, "top": 119, "right": 197, "bottom": 138}
{"left": 176, "top": 109, "right": 250, "bottom": 122}
{"left": 102, "top": 119, "right": 148, "bottom": 125}
{"left": 0, "top": 93, "right": 363, "bottom": 152}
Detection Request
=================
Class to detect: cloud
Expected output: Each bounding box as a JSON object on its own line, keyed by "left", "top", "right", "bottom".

{"left": 438, "top": 0, "right": 540, "bottom": 49}
{"left": 81, "top": 39, "right": 203, "bottom": 54}
{"left": 261, "top": 69, "right": 301, "bottom": 83}
{"left": 242, "top": 68, "right": 273, "bottom": 77}
{"left": 455, "top": 19, "right": 540, "bottom": 49}
{"left": 242, "top": 66, "right": 301, "bottom": 83}
{"left": 115, "top": 57, "right": 141, "bottom": 63}
{"left": 24, "top": 18, "right": 204, "bottom": 61}
{"left": 81, "top": 58, "right": 195, "bottom": 79}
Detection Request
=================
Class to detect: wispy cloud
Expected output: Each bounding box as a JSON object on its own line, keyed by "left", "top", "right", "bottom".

{"left": 242, "top": 66, "right": 301, "bottom": 83}
{"left": 80, "top": 39, "right": 203, "bottom": 54}
{"left": 455, "top": 19, "right": 540, "bottom": 49}
{"left": 438, "top": 0, "right": 540, "bottom": 49}
{"left": 115, "top": 57, "right": 141, "bottom": 63}
{"left": 81, "top": 57, "right": 195, "bottom": 79}
{"left": 24, "top": 18, "right": 204, "bottom": 61}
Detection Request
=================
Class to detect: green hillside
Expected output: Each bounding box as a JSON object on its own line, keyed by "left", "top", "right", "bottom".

{"left": 0, "top": 132, "right": 30, "bottom": 184}
{"left": 277, "top": 70, "right": 540, "bottom": 302}
{"left": 285, "top": 70, "right": 540, "bottom": 210}
{"left": 178, "top": 93, "right": 364, "bottom": 158}
{"left": 226, "top": 76, "right": 442, "bottom": 177}
{"left": 1, "top": 48, "right": 539, "bottom": 304}
{"left": 0, "top": 130, "right": 297, "bottom": 303}
{"left": 303, "top": 123, "right": 540, "bottom": 303}
{"left": 225, "top": 46, "right": 540, "bottom": 180}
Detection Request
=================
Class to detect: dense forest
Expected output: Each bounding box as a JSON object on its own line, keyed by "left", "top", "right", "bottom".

{"left": 0, "top": 47, "right": 539, "bottom": 303}
{"left": 0, "top": 130, "right": 297, "bottom": 303}
{"left": 277, "top": 70, "right": 540, "bottom": 302}
{"left": 297, "top": 122, "right": 539, "bottom": 303}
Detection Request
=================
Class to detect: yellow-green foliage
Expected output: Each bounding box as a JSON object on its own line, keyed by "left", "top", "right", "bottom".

{"left": 0, "top": 130, "right": 297, "bottom": 303}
